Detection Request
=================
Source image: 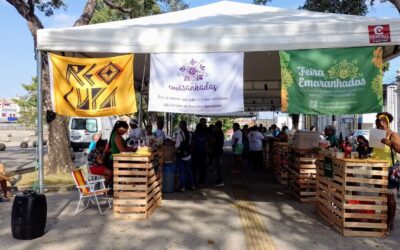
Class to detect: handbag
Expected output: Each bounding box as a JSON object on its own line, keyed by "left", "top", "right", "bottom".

{"left": 389, "top": 146, "right": 400, "bottom": 184}
{"left": 176, "top": 132, "right": 191, "bottom": 159}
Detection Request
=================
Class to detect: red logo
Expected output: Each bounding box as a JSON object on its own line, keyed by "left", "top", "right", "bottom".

{"left": 368, "top": 25, "right": 391, "bottom": 43}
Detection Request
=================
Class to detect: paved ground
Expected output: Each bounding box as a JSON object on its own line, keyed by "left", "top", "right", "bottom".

{"left": 0, "top": 150, "right": 399, "bottom": 249}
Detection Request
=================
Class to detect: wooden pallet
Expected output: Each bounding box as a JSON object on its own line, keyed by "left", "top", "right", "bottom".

{"left": 316, "top": 157, "right": 389, "bottom": 237}
{"left": 273, "top": 142, "right": 289, "bottom": 185}
{"left": 113, "top": 152, "right": 163, "bottom": 219}
{"left": 263, "top": 138, "right": 275, "bottom": 169}
{"left": 288, "top": 148, "right": 317, "bottom": 202}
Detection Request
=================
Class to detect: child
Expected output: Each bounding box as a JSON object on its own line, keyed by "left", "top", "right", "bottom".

{"left": 87, "top": 139, "right": 112, "bottom": 187}
{"left": 0, "top": 162, "right": 20, "bottom": 202}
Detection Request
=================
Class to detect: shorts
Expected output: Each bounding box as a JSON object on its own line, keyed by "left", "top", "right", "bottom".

{"left": 89, "top": 165, "right": 107, "bottom": 175}
{"left": 233, "top": 144, "right": 244, "bottom": 155}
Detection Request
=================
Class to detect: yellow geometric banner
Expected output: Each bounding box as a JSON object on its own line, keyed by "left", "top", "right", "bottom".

{"left": 48, "top": 53, "right": 136, "bottom": 117}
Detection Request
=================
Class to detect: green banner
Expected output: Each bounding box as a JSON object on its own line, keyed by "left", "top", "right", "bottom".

{"left": 280, "top": 47, "right": 383, "bottom": 114}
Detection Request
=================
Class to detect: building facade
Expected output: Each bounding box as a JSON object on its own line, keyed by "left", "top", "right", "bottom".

{"left": 0, "top": 98, "right": 20, "bottom": 122}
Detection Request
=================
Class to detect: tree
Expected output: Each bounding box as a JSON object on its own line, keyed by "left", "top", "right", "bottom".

{"left": 12, "top": 77, "right": 38, "bottom": 128}
{"left": 253, "top": 0, "right": 271, "bottom": 5}
{"left": 7, "top": 0, "right": 98, "bottom": 174}
{"left": 6, "top": 0, "right": 188, "bottom": 173}
{"left": 300, "top": 0, "right": 368, "bottom": 15}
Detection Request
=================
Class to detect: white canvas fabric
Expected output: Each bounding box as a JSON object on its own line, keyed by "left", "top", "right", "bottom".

{"left": 149, "top": 52, "right": 244, "bottom": 114}
{"left": 37, "top": 1, "right": 400, "bottom": 54}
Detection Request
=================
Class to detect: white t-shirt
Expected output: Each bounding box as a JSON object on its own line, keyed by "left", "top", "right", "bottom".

{"left": 232, "top": 130, "right": 243, "bottom": 145}
{"left": 248, "top": 131, "right": 264, "bottom": 151}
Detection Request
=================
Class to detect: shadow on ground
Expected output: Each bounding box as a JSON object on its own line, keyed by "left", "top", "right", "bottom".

{"left": 0, "top": 150, "right": 399, "bottom": 250}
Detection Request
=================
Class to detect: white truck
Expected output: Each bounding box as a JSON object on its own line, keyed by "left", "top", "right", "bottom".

{"left": 69, "top": 116, "right": 117, "bottom": 151}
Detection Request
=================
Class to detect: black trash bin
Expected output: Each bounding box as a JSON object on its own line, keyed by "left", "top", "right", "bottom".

{"left": 11, "top": 190, "right": 47, "bottom": 240}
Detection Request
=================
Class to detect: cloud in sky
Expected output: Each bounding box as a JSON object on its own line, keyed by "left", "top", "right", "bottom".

{"left": 47, "top": 13, "right": 78, "bottom": 28}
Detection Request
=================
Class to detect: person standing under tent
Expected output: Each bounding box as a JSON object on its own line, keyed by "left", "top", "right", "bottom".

{"left": 270, "top": 124, "right": 280, "bottom": 138}
{"left": 372, "top": 112, "right": 400, "bottom": 232}
{"left": 175, "top": 120, "right": 195, "bottom": 192}
{"left": 324, "top": 125, "right": 339, "bottom": 148}
{"left": 212, "top": 121, "right": 225, "bottom": 186}
{"left": 232, "top": 123, "right": 244, "bottom": 173}
{"left": 191, "top": 123, "right": 208, "bottom": 187}
{"left": 107, "top": 121, "right": 131, "bottom": 166}
{"left": 248, "top": 126, "right": 265, "bottom": 171}
{"left": 154, "top": 119, "right": 166, "bottom": 141}
{"left": 241, "top": 125, "right": 249, "bottom": 159}
{"left": 128, "top": 118, "right": 145, "bottom": 144}
{"left": 144, "top": 124, "right": 155, "bottom": 146}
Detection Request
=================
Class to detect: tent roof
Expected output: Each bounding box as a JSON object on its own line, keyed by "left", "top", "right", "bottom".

{"left": 37, "top": 1, "right": 400, "bottom": 112}
{"left": 37, "top": 0, "right": 400, "bottom": 54}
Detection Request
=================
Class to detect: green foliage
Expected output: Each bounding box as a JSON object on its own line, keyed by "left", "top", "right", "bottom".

{"left": 12, "top": 77, "right": 38, "bottom": 127}
{"left": 91, "top": 0, "right": 188, "bottom": 24}
{"left": 210, "top": 117, "right": 234, "bottom": 134}
{"left": 34, "top": 0, "right": 66, "bottom": 16}
{"left": 382, "top": 62, "right": 390, "bottom": 72}
{"left": 159, "top": 0, "right": 189, "bottom": 12}
{"left": 253, "top": 0, "right": 271, "bottom": 5}
{"left": 300, "top": 0, "right": 368, "bottom": 15}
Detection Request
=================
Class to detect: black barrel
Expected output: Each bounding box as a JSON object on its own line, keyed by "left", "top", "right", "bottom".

{"left": 11, "top": 190, "right": 47, "bottom": 240}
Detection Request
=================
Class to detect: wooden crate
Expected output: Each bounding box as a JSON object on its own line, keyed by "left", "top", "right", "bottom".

{"left": 273, "top": 142, "right": 289, "bottom": 185}
{"left": 288, "top": 148, "right": 317, "bottom": 202}
{"left": 263, "top": 138, "right": 276, "bottom": 171}
{"left": 160, "top": 145, "right": 175, "bottom": 162}
{"left": 113, "top": 151, "right": 163, "bottom": 219}
{"left": 316, "top": 157, "right": 389, "bottom": 237}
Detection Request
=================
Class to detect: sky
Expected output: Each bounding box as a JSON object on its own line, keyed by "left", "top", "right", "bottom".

{"left": 1, "top": 0, "right": 400, "bottom": 98}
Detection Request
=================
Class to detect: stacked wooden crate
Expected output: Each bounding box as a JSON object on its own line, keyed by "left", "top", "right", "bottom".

{"left": 113, "top": 151, "right": 163, "bottom": 219}
{"left": 263, "top": 138, "right": 274, "bottom": 169}
{"left": 316, "top": 157, "right": 389, "bottom": 237}
{"left": 273, "top": 142, "right": 289, "bottom": 185}
{"left": 288, "top": 148, "right": 317, "bottom": 202}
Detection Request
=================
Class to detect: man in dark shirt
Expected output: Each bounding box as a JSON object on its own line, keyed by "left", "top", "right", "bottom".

{"left": 212, "top": 121, "right": 225, "bottom": 186}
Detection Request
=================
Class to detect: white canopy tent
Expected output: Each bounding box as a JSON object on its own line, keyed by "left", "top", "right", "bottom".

{"left": 35, "top": 0, "right": 400, "bottom": 191}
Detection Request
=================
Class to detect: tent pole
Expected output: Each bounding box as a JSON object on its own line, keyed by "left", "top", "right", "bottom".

{"left": 138, "top": 54, "right": 148, "bottom": 127}
{"left": 36, "top": 49, "right": 44, "bottom": 194}
{"left": 138, "top": 92, "right": 143, "bottom": 126}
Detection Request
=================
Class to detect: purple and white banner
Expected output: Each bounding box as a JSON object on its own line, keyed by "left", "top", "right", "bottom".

{"left": 149, "top": 53, "right": 244, "bottom": 114}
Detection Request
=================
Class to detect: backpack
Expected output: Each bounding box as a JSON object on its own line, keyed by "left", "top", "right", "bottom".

{"left": 176, "top": 131, "right": 191, "bottom": 159}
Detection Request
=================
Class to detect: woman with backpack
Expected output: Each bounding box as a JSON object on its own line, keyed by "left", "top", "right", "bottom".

{"left": 175, "top": 120, "right": 195, "bottom": 192}
{"left": 373, "top": 112, "right": 400, "bottom": 232}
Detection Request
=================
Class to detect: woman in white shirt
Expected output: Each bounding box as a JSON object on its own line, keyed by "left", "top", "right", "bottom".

{"left": 231, "top": 123, "right": 243, "bottom": 173}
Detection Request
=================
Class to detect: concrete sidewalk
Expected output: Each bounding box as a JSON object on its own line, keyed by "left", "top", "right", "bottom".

{"left": 0, "top": 188, "right": 245, "bottom": 250}
{"left": 0, "top": 151, "right": 399, "bottom": 249}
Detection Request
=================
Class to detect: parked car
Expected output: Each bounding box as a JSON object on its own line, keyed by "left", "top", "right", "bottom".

{"left": 69, "top": 116, "right": 117, "bottom": 151}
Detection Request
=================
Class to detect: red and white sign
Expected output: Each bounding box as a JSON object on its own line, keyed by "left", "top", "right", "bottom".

{"left": 368, "top": 25, "right": 391, "bottom": 43}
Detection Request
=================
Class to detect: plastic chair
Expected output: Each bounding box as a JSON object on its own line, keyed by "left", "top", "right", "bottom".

{"left": 71, "top": 168, "right": 111, "bottom": 215}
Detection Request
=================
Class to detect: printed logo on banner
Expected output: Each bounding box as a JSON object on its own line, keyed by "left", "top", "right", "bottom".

{"left": 178, "top": 59, "right": 208, "bottom": 82}
{"left": 169, "top": 58, "right": 217, "bottom": 92}
{"left": 368, "top": 25, "right": 391, "bottom": 43}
